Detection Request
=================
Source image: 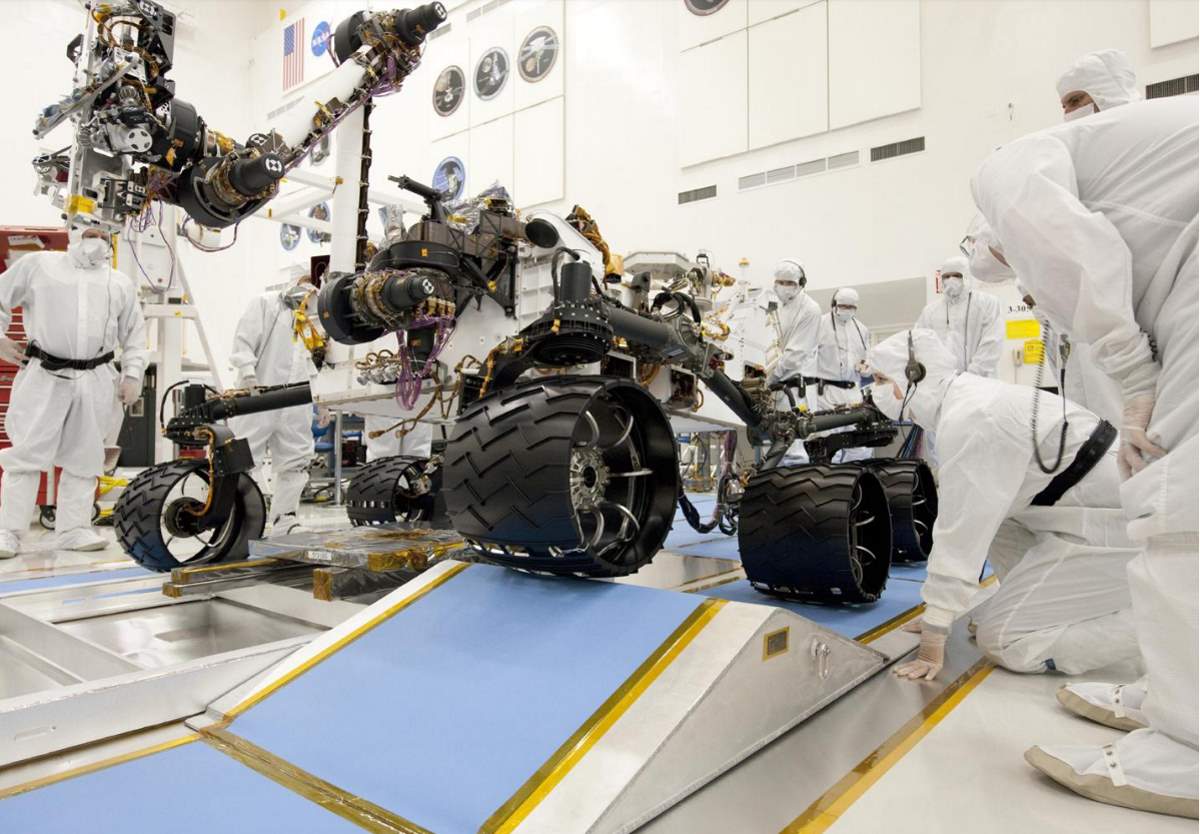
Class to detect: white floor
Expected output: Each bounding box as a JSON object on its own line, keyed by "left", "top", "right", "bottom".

{"left": 825, "top": 660, "right": 1194, "bottom": 834}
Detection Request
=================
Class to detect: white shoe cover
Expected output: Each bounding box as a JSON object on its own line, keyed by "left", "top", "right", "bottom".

{"left": 1026, "top": 729, "right": 1199, "bottom": 818}
{"left": 0, "top": 529, "right": 19, "bottom": 559}
{"left": 1058, "top": 679, "right": 1149, "bottom": 731}
{"left": 55, "top": 527, "right": 108, "bottom": 552}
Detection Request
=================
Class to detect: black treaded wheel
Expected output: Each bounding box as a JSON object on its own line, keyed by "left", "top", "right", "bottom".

{"left": 863, "top": 459, "right": 937, "bottom": 563}
{"left": 442, "top": 375, "right": 677, "bottom": 577}
{"left": 114, "top": 459, "right": 266, "bottom": 572}
{"left": 739, "top": 464, "right": 892, "bottom": 603}
{"left": 346, "top": 456, "right": 434, "bottom": 526}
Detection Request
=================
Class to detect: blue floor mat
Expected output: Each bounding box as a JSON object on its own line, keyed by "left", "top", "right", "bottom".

{"left": 0, "top": 566, "right": 150, "bottom": 596}
{"left": 696, "top": 577, "right": 923, "bottom": 641}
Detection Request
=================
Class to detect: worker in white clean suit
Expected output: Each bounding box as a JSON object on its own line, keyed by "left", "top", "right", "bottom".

{"left": 0, "top": 224, "right": 146, "bottom": 558}
{"left": 365, "top": 416, "right": 433, "bottom": 460}
{"left": 229, "top": 277, "right": 320, "bottom": 534}
{"left": 762, "top": 259, "right": 821, "bottom": 464}
{"left": 872, "top": 329, "right": 1138, "bottom": 680}
{"left": 972, "top": 93, "right": 1197, "bottom": 818}
{"left": 914, "top": 255, "right": 1003, "bottom": 377}
{"left": 963, "top": 215, "right": 1123, "bottom": 425}
{"left": 809, "top": 287, "right": 871, "bottom": 462}
{"left": 1056, "top": 48, "right": 1139, "bottom": 121}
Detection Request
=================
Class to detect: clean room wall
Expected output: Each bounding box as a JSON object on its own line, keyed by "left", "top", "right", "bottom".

{"left": 255, "top": 0, "right": 1197, "bottom": 300}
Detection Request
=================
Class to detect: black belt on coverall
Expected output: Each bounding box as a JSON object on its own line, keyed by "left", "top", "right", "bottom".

{"left": 1030, "top": 419, "right": 1118, "bottom": 507}
{"left": 26, "top": 343, "right": 115, "bottom": 372}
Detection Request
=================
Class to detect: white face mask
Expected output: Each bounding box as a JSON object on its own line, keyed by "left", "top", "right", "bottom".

{"left": 942, "top": 276, "right": 964, "bottom": 299}
{"left": 835, "top": 309, "right": 855, "bottom": 323}
{"left": 67, "top": 228, "right": 110, "bottom": 269}
{"left": 1064, "top": 103, "right": 1097, "bottom": 122}
{"left": 774, "top": 283, "right": 799, "bottom": 303}
{"left": 871, "top": 380, "right": 905, "bottom": 421}
{"left": 968, "top": 237, "right": 1014, "bottom": 284}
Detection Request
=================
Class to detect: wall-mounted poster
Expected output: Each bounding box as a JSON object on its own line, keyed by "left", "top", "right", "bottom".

{"left": 307, "top": 202, "right": 331, "bottom": 244}
{"left": 518, "top": 26, "right": 559, "bottom": 83}
{"left": 474, "top": 47, "right": 510, "bottom": 100}
{"left": 432, "top": 156, "right": 467, "bottom": 201}
{"left": 280, "top": 223, "right": 301, "bottom": 250}
{"left": 433, "top": 65, "right": 466, "bottom": 116}
{"left": 685, "top": 0, "right": 730, "bottom": 15}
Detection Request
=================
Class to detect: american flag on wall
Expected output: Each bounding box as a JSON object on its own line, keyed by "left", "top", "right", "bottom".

{"left": 283, "top": 18, "right": 305, "bottom": 91}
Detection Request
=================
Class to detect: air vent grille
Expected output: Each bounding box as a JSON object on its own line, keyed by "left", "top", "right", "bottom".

{"left": 827, "top": 150, "right": 860, "bottom": 170}
{"left": 795, "top": 158, "right": 826, "bottom": 177}
{"left": 1146, "top": 74, "right": 1199, "bottom": 99}
{"left": 679, "top": 185, "right": 718, "bottom": 204}
{"left": 766, "top": 165, "right": 794, "bottom": 184}
{"left": 870, "top": 136, "right": 925, "bottom": 162}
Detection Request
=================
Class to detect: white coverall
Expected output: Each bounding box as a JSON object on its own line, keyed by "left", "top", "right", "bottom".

{"left": 973, "top": 95, "right": 1198, "bottom": 804}
{"left": 870, "top": 329, "right": 1139, "bottom": 674}
{"left": 365, "top": 416, "right": 433, "bottom": 460}
{"left": 810, "top": 309, "right": 871, "bottom": 462}
{"left": 762, "top": 287, "right": 820, "bottom": 464}
{"left": 914, "top": 264, "right": 1003, "bottom": 377}
{"left": 0, "top": 250, "right": 146, "bottom": 538}
{"left": 229, "top": 290, "right": 317, "bottom": 525}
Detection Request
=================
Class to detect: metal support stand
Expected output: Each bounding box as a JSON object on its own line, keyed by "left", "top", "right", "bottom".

{"left": 333, "top": 410, "right": 344, "bottom": 505}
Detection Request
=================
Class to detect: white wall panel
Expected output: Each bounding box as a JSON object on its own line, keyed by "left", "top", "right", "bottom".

{"left": 749, "top": 2, "right": 827, "bottom": 148}
{"left": 469, "top": 115, "right": 515, "bottom": 194}
{"left": 468, "top": 3, "right": 516, "bottom": 127}
{"left": 428, "top": 35, "right": 471, "bottom": 140}
{"left": 514, "top": 98, "right": 565, "bottom": 208}
{"left": 1150, "top": 0, "right": 1199, "bottom": 48}
{"left": 678, "top": 0, "right": 748, "bottom": 50}
{"left": 677, "top": 31, "right": 749, "bottom": 166}
{"left": 748, "top": 0, "right": 822, "bottom": 26}
{"left": 514, "top": 0, "right": 565, "bottom": 110}
{"left": 828, "top": 0, "right": 920, "bottom": 130}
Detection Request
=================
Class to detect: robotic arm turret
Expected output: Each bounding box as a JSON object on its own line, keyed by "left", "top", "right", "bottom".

{"left": 34, "top": 0, "right": 446, "bottom": 230}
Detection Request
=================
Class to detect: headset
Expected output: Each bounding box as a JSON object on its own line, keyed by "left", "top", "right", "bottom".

{"left": 905, "top": 329, "right": 926, "bottom": 385}
{"left": 777, "top": 257, "right": 806, "bottom": 288}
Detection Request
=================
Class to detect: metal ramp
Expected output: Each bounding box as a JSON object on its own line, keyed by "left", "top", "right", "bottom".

{"left": 1, "top": 560, "right": 888, "bottom": 833}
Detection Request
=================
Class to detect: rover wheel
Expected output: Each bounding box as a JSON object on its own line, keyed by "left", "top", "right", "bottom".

{"left": 114, "top": 459, "right": 266, "bottom": 572}
{"left": 345, "top": 456, "right": 435, "bottom": 526}
{"left": 443, "top": 375, "right": 677, "bottom": 577}
{"left": 864, "top": 459, "right": 937, "bottom": 563}
{"left": 739, "top": 464, "right": 892, "bottom": 603}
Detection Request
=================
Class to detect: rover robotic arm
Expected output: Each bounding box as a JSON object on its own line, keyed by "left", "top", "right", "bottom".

{"left": 34, "top": 0, "right": 446, "bottom": 229}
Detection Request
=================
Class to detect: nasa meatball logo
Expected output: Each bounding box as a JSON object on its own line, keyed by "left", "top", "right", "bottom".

{"left": 518, "top": 26, "right": 559, "bottom": 83}
{"left": 311, "top": 21, "right": 331, "bottom": 57}
{"left": 432, "top": 157, "right": 466, "bottom": 202}
{"left": 474, "top": 47, "right": 509, "bottom": 101}
{"left": 684, "top": 0, "right": 730, "bottom": 15}
{"left": 432, "top": 65, "right": 465, "bottom": 117}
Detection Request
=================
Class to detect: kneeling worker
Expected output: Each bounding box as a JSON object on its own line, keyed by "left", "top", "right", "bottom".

{"left": 869, "top": 329, "right": 1139, "bottom": 680}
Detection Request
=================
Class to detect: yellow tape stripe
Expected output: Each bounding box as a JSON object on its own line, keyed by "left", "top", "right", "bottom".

{"left": 0, "top": 733, "right": 199, "bottom": 800}
{"left": 202, "top": 727, "right": 433, "bottom": 834}
{"left": 481, "top": 598, "right": 728, "bottom": 834}
{"left": 854, "top": 603, "right": 925, "bottom": 644}
{"left": 780, "top": 659, "right": 994, "bottom": 833}
{"left": 227, "top": 562, "right": 470, "bottom": 717}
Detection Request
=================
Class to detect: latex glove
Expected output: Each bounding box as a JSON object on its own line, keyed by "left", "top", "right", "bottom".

{"left": 317, "top": 406, "right": 332, "bottom": 428}
{"left": 901, "top": 617, "right": 923, "bottom": 634}
{"left": 0, "top": 336, "right": 25, "bottom": 365}
{"left": 855, "top": 359, "right": 870, "bottom": 376}
{"left": 118, "top": 377, "right": 140, "bottom": 406}
{"left": 893, "top": 625, "right": 948, "bottom": 681}
{"left": 1118, "top": 394, "right": 1165, "bottom": 480}
{"left": 240, "top": 373, "right": 259, "bottom": 393}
